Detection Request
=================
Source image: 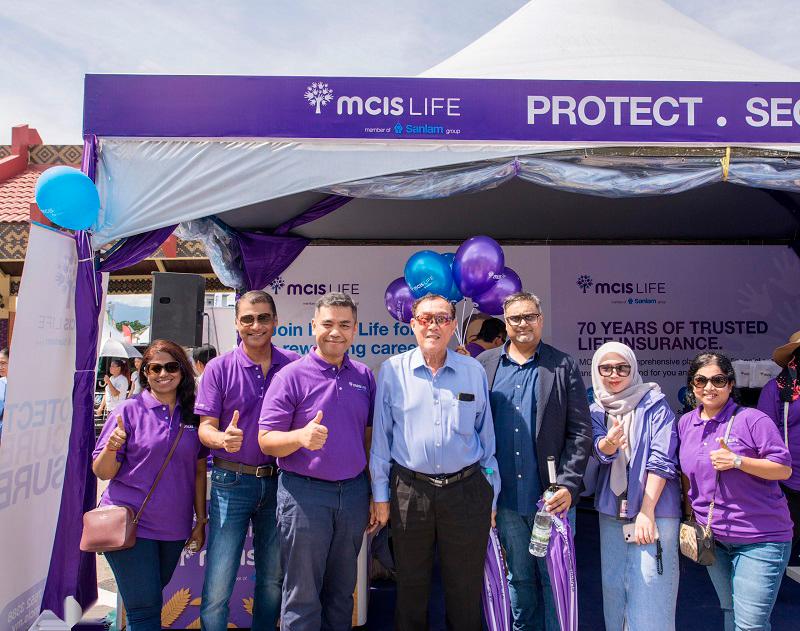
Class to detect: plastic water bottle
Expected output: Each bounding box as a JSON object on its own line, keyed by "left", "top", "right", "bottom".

{"left": 529, "top": 456, "right": 558, "bottom": 557}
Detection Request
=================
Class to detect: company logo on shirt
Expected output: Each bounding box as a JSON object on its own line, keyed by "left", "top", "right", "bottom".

{"left": 349, "top": 381, "right": 368, "bottom": 392}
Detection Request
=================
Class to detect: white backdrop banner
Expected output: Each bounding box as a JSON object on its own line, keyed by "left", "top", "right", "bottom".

{"left": 0, "top": 225, "right": 77, "bottom": 631}
{"left": 206, "top": 244, "right": 799, "bottom": 409}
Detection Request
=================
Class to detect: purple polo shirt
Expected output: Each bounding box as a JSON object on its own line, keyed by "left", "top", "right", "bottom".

{"left": 93, "top": 390, "right": 208, "bottom": 541}
{"left": 259, "top": 349, "right": 375, "bottom": 481}
{"left": 678, "top": 398, "right": 793, "bottom": 544}
{"left": 195, "top": 343, "right": 300, "bottom": 466}
{"left": 757, "top": 378, "right": 800, "bottom": 490}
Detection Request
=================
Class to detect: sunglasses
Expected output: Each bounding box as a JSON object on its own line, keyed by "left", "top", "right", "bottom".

{"left": 238, "top": 313, "right": 274, "bottom": 326}
{"left": 598, "top": 363, "right": 632, "bottom": 377}
{"left": 414, "top": 313, "right": 455, "bottom": 326}
{"left": 691, "top": 374, "right": 730, "bottom": 389}
{"left": 145, "top": 361, "right": 182, "bottom": 376}
{"left": 506, "top": 313, "right": 541, "bottom": 326}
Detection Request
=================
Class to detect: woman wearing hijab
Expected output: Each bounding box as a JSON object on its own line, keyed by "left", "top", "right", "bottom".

{"left": 590, "top": 342, "right": 681, "bottom": 631}
{"left": 757, "top": 330, "right": 800, "bottom": 565}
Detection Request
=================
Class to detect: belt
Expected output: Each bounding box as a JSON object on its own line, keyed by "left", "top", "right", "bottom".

{"left": 213, "top": 457, "right": 277, "bottom": 478}
{"left": 401, "top": 462, "right": 480, "bottom": 488}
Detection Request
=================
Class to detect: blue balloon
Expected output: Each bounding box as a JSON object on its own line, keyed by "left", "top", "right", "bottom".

{"left": 404, "top": 251, "right": 454, "bottom": 299}
{"left": 35, "top": 166, "right": 99, "bottom": 230}
{"left": 441, "top": 252, "right": 463, "bottom": 302}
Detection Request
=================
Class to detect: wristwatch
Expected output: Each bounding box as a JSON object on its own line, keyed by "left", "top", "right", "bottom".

{"left": 733, "top": 456, "right": 743, "bottom": 469}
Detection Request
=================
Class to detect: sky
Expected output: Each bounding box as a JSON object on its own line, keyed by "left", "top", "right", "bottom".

{"left": 1, "top": 0, "right": 800, "bottom": 145}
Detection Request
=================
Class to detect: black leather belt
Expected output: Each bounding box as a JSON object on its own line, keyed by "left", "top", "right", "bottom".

{"left": 213, "top": 456, "right": 277, "bottom": 478}
{"left": 400, "top": 462, "right": 480, "bottom": 488}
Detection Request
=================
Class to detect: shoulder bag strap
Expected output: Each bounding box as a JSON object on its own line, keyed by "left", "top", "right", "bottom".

{"left": 134, "top": 424, "right": 185, "bottom": 524}
{"left": 705, "top": 406, "right": 740, "bottom": 536}
{"left": 784, "top": 402, "right": 790, "bottom": 449}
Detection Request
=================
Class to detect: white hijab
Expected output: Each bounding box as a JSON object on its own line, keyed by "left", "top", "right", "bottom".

{"left": 591, "top": 342, "right": 661, "bottom": 497}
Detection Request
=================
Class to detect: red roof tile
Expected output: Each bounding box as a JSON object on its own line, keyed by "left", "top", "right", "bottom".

{"left": 0, "top": 169, "right": 39, "bottom": 222}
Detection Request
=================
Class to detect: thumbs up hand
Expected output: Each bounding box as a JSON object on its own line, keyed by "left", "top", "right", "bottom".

{"left": 222, "top": 410, "right": 244, "bottom": 453}
{"left": 107, "top": 416, "right": 127, "bottom": 452}
{"left": 710, "top": 437, "right": 737, "bottom": 471}
{"left": 300, "top": 411, "right": 328, "bottom": 451}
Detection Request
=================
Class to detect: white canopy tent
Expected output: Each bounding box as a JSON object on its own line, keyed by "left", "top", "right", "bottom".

{"left": 89, "top": 0, "right": 800, "bottom": 248}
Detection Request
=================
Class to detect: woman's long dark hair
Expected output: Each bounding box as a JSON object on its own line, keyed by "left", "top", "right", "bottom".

{"left": 109, "top": 358, "right": 130, "bottom": 384}
{"left": 685, "top": 352, "right": 741, "bottom": 410}
{"left": 139, "top": 339, "right": 200, "bottom": 427}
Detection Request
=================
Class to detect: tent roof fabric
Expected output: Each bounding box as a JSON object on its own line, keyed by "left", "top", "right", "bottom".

{"left": 87, "top": 0, "right": 800, "bottom": 246}
{"left": 422, "top": 0, "right": 800, "bottom": 81}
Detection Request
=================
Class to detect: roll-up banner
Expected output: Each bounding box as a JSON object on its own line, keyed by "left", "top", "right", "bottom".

{"left": 0, "top": 225, "right": 77, "bottom": 631}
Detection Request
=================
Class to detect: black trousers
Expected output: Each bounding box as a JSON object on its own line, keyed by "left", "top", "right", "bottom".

{"left": 390, "top": 465, "right": 493, "bottom": 631}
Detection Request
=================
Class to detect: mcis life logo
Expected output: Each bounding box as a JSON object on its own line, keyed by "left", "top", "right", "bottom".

{"left": 576, "top": 273, "right": 667, "bottom": 304}
{"left": 305, "top": 82, "right": 334, "bottom": 114}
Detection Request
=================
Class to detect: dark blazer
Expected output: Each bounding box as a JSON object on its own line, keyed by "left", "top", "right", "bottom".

{"left": 477, "top": 342, "right": 593, "bottom": 504}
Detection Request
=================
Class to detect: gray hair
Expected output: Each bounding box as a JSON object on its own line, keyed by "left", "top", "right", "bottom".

{"left": 503, "top": 291, "right": 542, "bottom": 313}
{"left": 315, "top": 292, "right": 357, "bottom": 318}
{"left": 412, "top": 293, "right": 456, "bottom": 318}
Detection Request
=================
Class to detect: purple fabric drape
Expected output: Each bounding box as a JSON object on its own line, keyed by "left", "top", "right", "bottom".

{"left": 234, "top": 194, "right": 350, "bottom": 291}
{"left": 41, "top": 140, "right": 174, "bottom": 618}
{"left": 272, "top": 194, "right": 351, "bottom": 235}
{"left": 236, "top": 231, "right": 309, "bottom": 291}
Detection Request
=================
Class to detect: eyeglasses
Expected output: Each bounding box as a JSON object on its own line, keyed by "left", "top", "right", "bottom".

{"left": 598, "top": 363, "right": 632, "bottom": 377}
{"left": 691, "top": 374, "right": 730, "bottom": 389}
{"left": 145, "top": 361, "right": 182, "bottom": 376}
{"left": 414, "top": 313, "right": 455, "bottom": 326}
{"left": 238, "top": 313, "right": 274, "bottom": 326}
{"left": 506, "top": 313, "right": 541, "bottom": 326}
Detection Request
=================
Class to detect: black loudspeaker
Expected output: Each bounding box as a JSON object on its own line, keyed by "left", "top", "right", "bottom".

{"left": 150, "top": 273, "right": 205, "bottom": 347}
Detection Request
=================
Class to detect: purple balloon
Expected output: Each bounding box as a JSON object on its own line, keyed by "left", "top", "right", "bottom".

{"left": 453, "top": 236, "right": 505, "bottom": 297}
{"left": 472, "top": 267, "right": 522, "bottom": 315}
{"left": 384, "top": 277, "right": 414, "bottom": 323}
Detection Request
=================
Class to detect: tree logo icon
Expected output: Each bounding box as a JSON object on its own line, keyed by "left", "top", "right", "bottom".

{"left": 304, "top": 82, "right": 334, "bottom": 114}
{"left": 270, "top": 276, "right": 285, "bottom": 293}
{"left": 576, "top": 274, "right": 593, "bottom": 293}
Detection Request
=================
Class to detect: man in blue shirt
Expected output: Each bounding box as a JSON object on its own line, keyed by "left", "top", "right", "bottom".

{"left": 371, "top": 293, "right": 499, "bottom": 631}
{"left": 477, "top": 292, "right": 592, "bottom": 631}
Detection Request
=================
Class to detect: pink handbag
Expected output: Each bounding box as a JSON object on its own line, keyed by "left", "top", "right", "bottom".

{"left": 80, "top": 425, "right": 185, "bottom": 553}
{"left": 80, "top": 505, "right": 138, "bottom": 553}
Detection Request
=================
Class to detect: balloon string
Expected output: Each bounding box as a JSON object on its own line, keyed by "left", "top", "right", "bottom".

{"left": 463, "top": 303, "right": 476, "bottom": 348}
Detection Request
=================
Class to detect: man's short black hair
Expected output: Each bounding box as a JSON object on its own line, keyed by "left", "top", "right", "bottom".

{"left": 476, "top": 318, "right": 507, "bottom": 343}
{"left": 236, "top": 290, "right": 277, "bottom": 316}
{"left": 192, "top": 344, "right": 218, "bottom": 366}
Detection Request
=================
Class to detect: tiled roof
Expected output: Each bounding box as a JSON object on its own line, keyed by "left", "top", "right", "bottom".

{"left": 0, "top": 167, "right": 42, "bottom": 222}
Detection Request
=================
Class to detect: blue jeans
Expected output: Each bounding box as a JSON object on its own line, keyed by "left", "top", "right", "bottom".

{"left": 598, "top": 514, "right": 679, "bottom": 631}
{"left": 200, "top": 469, "right": 282, "bottom": 631}
{"left": 277, "top": 471, "right": 370, "bottom": 631}
{"left": 495, "top": 507, "right": 576, "bottom": 631}
{"left": 105, "top": 538, "right": 185, "bottom": 631}
{"left": 706, "top": 539, "right": 791, "bottom": 631}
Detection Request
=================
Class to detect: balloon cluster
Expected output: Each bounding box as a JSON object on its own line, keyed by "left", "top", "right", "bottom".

{"left": 34, "top": 166, "right": 100, "bottom": 231}
{"left": 383, "top": 236, "right": 522, "bottom": 328}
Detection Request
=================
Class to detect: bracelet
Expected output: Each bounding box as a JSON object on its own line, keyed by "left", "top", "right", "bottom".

{"left": 195, "top": 516, "right": 208, "bottom": 525}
